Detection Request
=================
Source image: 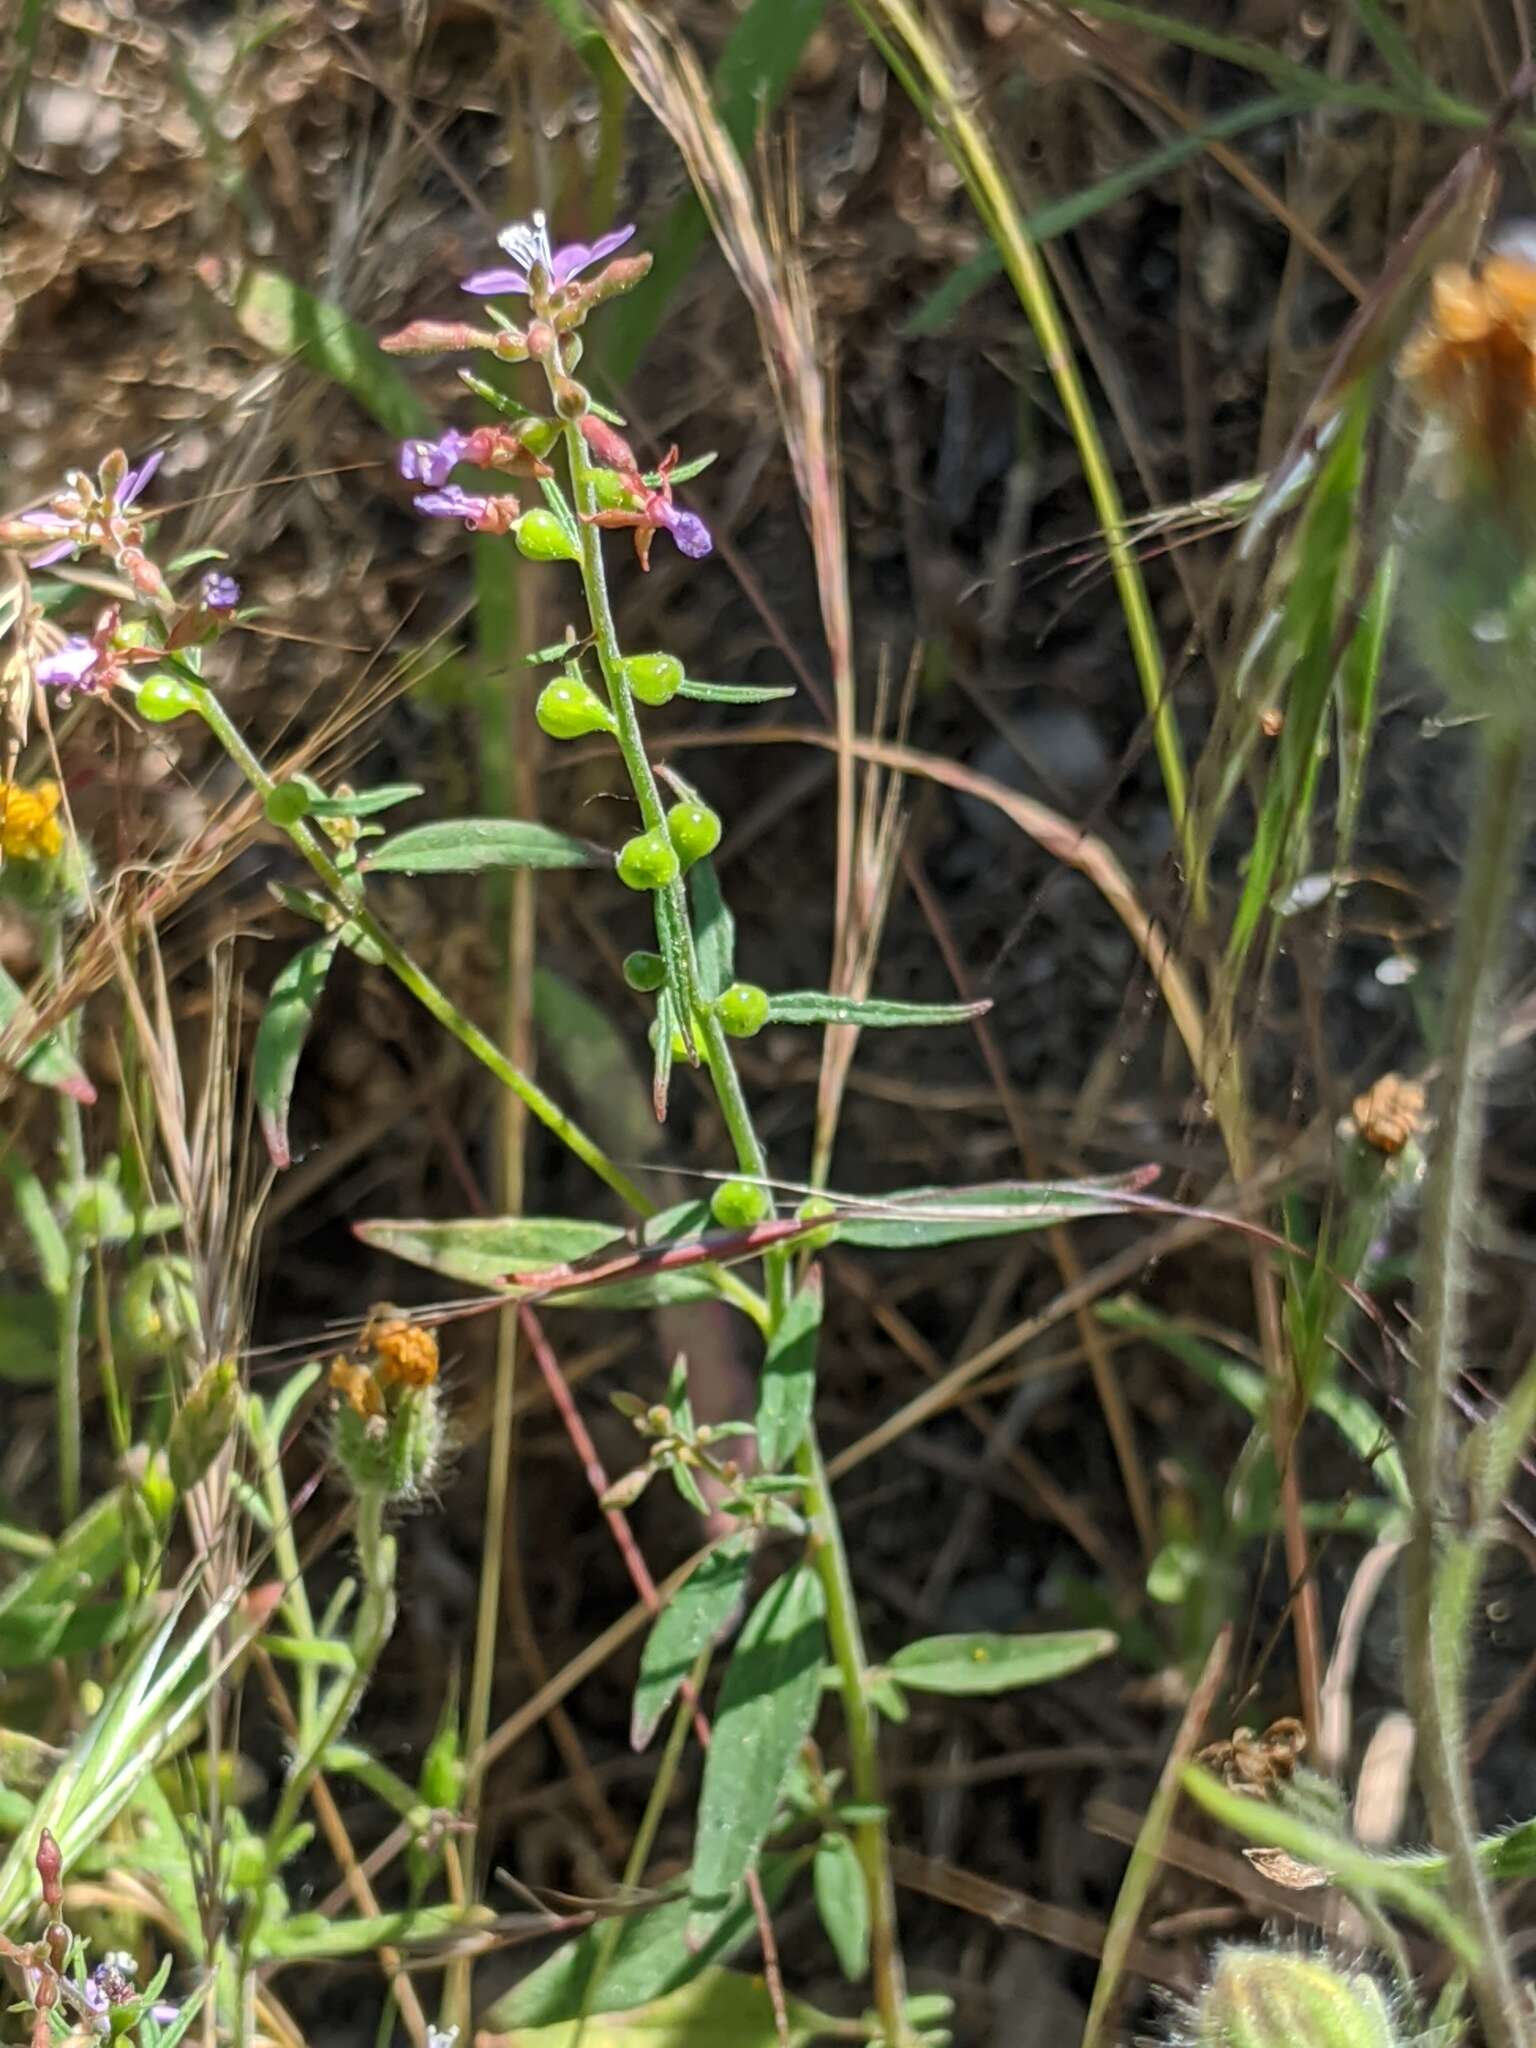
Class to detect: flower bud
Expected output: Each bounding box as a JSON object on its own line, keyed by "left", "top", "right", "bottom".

{"left": 514, "top": 509, "right": 580, "bottom": 563}
{"left": 536, "top": 676, "right": 615, "bottom": 740}
{"left": 36, "top": 1827, "right": 63, "bottom": 1912}
{"left": 331, "top": 1381, "right": 446, "bottom": 1505}
{"left": 618, "top": 652, "right": 683, "bottom": 706}
{"left": 1192, "top": 1949, "right": 1400, "bottom": 2048}
{"left": 616, "top": 829, "right": 680, "bottom": 892}
{"left": 380, "top": 320, "right": 503, "bottom": 356}
{"left": 552, "top": 376, "right": 590, "bottom": 421}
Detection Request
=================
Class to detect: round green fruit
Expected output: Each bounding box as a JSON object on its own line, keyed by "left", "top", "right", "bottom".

{"left": 136, "top": 674, "right": 201, "bottom": 723}
{"left": 514, "top": 509, "right": 579, "bottom": 563}
{"left": 616, "top": 830, "right": 681, "bottom": 892}
{"left": 665, "top": 801, "right": 721, "bottom": 868}
{"left": 623, "top": 950, "right": 667, "bottom": 992}
{"left": 715, "top": 982, "right": 769, "bottom": 1038}
{"left": 536, "top": 677, "right": 614, "bottom": 740}
{"left": 619, "top": 652, "right": 683, "bottom": 706}
{"left": 711, "top": 1179, "right": 771, "bottom": 1229}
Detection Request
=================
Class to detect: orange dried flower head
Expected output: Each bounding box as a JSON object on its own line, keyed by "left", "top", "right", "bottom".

{"left": 329, "top": 1357, "right": 384, "bottom": 1422}
{"left": 1400, "top": 248, "right": 1536, "bottom": 486}
{"left": 1351, "top": 1073, "right": 1427, "bottom": 1156}
{"left": 363, "top": 1311, "right": 439, "bottom": 1390}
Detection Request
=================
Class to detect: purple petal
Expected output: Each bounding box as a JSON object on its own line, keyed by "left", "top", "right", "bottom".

{"left": 399, "top": 431, "right": 470, "bottom": 487}
{"left": 460, "top": 266, "right": 530, "bottom": 297}
{"left": 550, "top": 223, "right": 636, "bottom": 285}
{"left": 36, "top": 636, "right": 100, "bottom": 689}
{"left": 200, "top": 570, "right": 241, "bottom": 611}
{"left": 119, "top": 449, "right": 163, "bottom": 507}
{"left": 414, "top": 486, "right": 490, "bottom": 524}
{"left": 663, "top": 508, "right": 713, "bottom": 560}
{"left": 29, "top": 537, "right": 77, "bottom": 568}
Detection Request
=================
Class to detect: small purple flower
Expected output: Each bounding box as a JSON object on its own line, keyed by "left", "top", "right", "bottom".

{"left": 27, "top": 512, "right": 78, "bottom": 570}
{"left": 118, "top": 450, "right": 163, "bottom": 508}
{"left": 461, "top": 211, "right": 635, "bottom": 297}
{"left": 36, "top": 635, "right": 104, "bottom": 693}
{"left": 414, "top": 485, "right": 492, "bottom": 524}
{"left": 199, "top": 569, "right": 241, "bottom": 612}
{"left": 662, "top": 507, "right": 713, "bottom": 560}
{"left": 399, "top": 430, "right": 471, "bottom": 488}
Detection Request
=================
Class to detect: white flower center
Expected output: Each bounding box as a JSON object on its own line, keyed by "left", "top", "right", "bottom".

{"left": 496, "top": 210, "right": 554, "bottom": 276}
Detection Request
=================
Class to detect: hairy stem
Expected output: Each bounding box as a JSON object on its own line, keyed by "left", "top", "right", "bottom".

{"left": 48, "top": 921, "right": 87, "bottom": 1525}
{"left": 1404, "top": 727, "right": 1532, "bottom": 2048}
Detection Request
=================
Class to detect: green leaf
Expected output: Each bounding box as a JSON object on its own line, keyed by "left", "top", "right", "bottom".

{"left": 765, "top": 990, "right": 988, "bottom": 1029}
{"left": 903, "top": 94, "right": 1303, "bottom": 336}
{"left": 496, "top": 1964, "right": 837, "bottom": 2046}
{"left": 883, "top": 1627, "right": 1116, "bottom": 1697}
{"left": 485, "top": 1856, "right": 804, "bottom": 2029}
{"left": 254, "top": 937, "right": 340, "bottom": 1171}
{"left": 834, "top": 1177, "right": 1146, "bottom": 1250}
{"left": 1, "top": 1158, "right": 69, "bottom": 1297}
{"left": 352, "top": 1214, "right": 723, "bottom": 1309}
{"left": 0, "top": 1293, "right": 60, "bottom": 1383}
{"left": 812, "top": 1832, "right": 870, "bottom": 1980}
{"left": 226, "top": 263, "right": 431, "bottom": 438}
{"left": 633, "top": 1535, "right": 755, "bottom": 1750}
{"left": 0, "top": 961, "right": 94, "bottom": 1103}
{"left": 301, "top": 783, "right": 423, "bottom": 819}
{"left": 255, "top": 1902, "right": 488, "bottom": 1962}
{"left": 677, "top": 680, "right": 796, "bottom": 705}
{"left": 691, "top": 1564, "right": 826, "bottom": 1937}
{"left": 755, "top": 1270, "right": 822, "bottom": 1470}
{"left": 364, "top": 818, "right": 604, "bottom": 875}
{"left": 690, "top": 859, "right": 735, "bottom": 1004}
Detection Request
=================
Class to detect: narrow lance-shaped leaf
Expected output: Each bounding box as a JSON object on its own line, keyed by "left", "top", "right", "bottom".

{"left": 364, "top": 819, "right": 605, "bottom": 875}
{"left": 677, "top": 680, "right": 796, "bottom": 705}
{"left": 691, "top": 858, "right": 735, "bottom": 1003}
{"left": 224, "top": 262, "right": 431, "bottom": 438}
{"left": 755, "top": 1268, "right": 822, "bottom": 1471}
{"left": 884, "top": 1628, "right": 1116, "bottom": 1697}
{"left": 690, "top": 1563, "right": 826, "bottom": 1938}
{"left": 833, "top": 1173, "right": 1155, "bottom": 1251}
{"left": 633, "top": 1533, "right": 755, "bottom": 1750}
{"left": 813, "top": 1832, "right": 870, "bottom": 1981}
{"left": 255, "top": 937, "right": 340, "bottom": 1170}
{"left": 0, "top": 961, "right": 94, "bottom": 1103}
{"left": 352, "top": 1214, "right": 726, "bottom": 1310}
{"left": 766, "top": 990, "right": 989, "bottom": 1030}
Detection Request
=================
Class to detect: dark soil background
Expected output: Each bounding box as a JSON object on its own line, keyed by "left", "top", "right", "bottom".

{"left": 7, "top": 2, "right": 1536, "bottom": 2042}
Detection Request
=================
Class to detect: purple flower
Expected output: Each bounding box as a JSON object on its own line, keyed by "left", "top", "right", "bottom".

{"left": 662, "top": 507, "right": 713, "bottom": 560}
{"left": 36, "top": 635, "right": 104, "bottom": 693}
{"left": 199, "top": 570, "right": 241, "bottom": 611}
{"left": 118, "top": 450, "right": 163, "bottom": 508}
{"left": 399, "top": 430, "right": 471, "bottom": 487}
{"left": 461, "top": 212, "right": 635, "bottom": 297}
{"left": 28, "top": 514, "right": 78, "bottom": 570}
{"left": 414, "top": 485, "right": 492, "bottom": 524}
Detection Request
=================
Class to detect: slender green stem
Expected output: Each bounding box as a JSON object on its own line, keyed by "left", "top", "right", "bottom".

{"left": 48, "top": 922, "right": 87, "bottom": 1524}
{"left": 556, "top": 407, "right": 909, "bottom": 2041}
{"left": 188, "top": 684, "right": 652, "bottom": 1216}
{"left": 1404, "top": 727, "right": 1532, "bottom": 2048}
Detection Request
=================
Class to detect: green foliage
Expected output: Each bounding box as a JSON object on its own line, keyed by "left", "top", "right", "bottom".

{"left": 632, "top": 1534, "right": 756, "bottom": 1749}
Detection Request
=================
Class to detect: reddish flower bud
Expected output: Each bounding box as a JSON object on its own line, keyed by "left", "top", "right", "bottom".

{"left": 379, "top": 319, "right": 503, "bottom": 356}
{"left": 36, "top": 1828, "right": 62, "bottom": 1911}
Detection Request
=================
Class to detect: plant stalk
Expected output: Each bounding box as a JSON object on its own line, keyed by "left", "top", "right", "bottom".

{"left": 1404, "top": 726, "right": 1532, "bottom": 2048}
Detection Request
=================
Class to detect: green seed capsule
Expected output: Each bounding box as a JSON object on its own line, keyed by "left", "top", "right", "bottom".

{"left": 515, "top": 509, "right": 580, "bottom": 563}
{"left": 716, "top": 982, "right": 769, "bottom": 1037}
{"left": 711, "top": 1179, "right": 770, "bottom": 1229}
{"left": 135, "top": 674, "right": 201, "bottom": 723}
{"left": 795, "top": 1195, "right": 838, "bottom": 1253}
{"left": 665, "top": 801, "right": 721, "bottom": 868}
{"left": 265, "top": 781, "right": 313, "bottom": 828}
{"left": 619, "top": 652, "right": 684, "bottom": 706}
{"left": 616, "top": 829, "right": 681, "bottom": 892}
{"left": 536, "top": 677, "right": 615, "bottom": 740}
{"left": 623, "top": 950, "right": 667, "bottom": 992}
